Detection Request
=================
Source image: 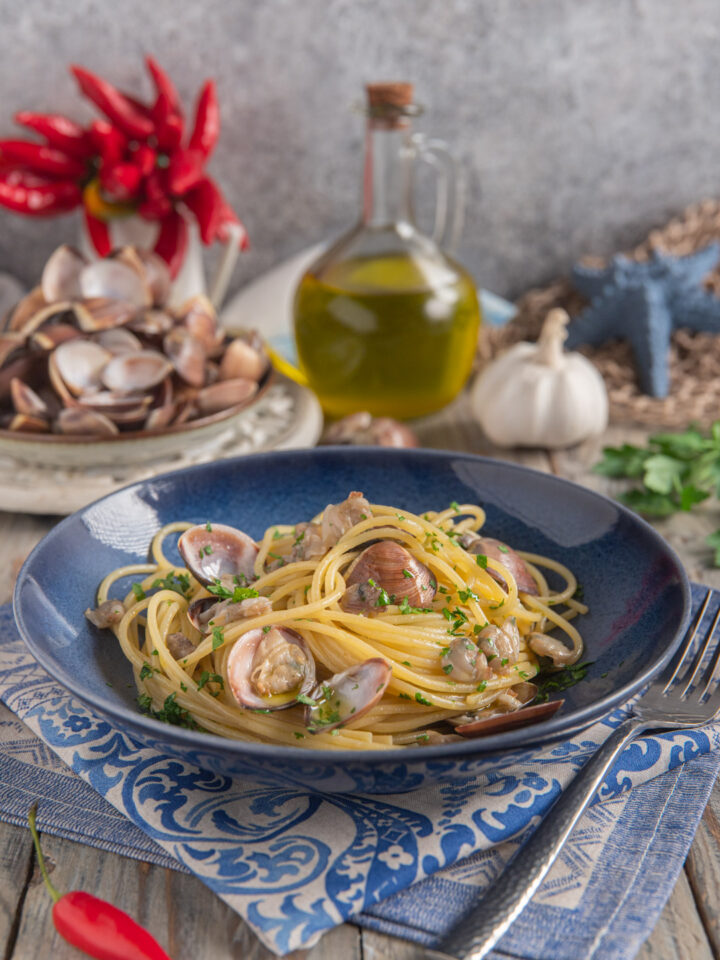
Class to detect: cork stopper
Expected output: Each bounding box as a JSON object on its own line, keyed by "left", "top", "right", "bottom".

{"left": 366, "top": 83, "right": 415, "bottom": 128}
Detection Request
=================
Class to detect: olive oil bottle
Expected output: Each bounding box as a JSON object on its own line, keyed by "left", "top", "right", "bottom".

{"left": 293, "top": 83, "right": 481, "bottom": 420}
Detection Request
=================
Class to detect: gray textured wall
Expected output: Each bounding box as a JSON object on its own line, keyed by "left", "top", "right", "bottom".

{"left": 0, "top": 0, "right": 718, "bottom": 300}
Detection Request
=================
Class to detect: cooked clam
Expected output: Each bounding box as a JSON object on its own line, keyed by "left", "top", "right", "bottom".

{"left": 187, "top": 594, "right": 273, "bottom": 632}
{"left": 304, "top": 658, "right": 391, "bottom": 733}
{"left": 342, "top": 541, "right": 435, "bottom": 614}
{"left": 30, "top": 323, "right": 83, "bottom": 352}
{"left": 41, "top": 245, "right": 86, "bottom": 302}
{"left": 460, "top": 534, "right": 539, "bottom": 596}
{"left": 129, "top": 309, "right": 174, "bottom": 339}
{"left": 441, "top": 637, "right": 489, "bottom": 683}
{"left": 219, "top": 337, "right": 268, "bottom": 382}
{"left": 196, "top": 377, "right": 258, "bottom": 415}
{"left": 227, "top": 626, "right": 315, "bottom": 710}
{"left": 50, "top": 339, "right": 111, "bottom": 397}
{"left": 85, "top": 598, "right": 125, "bottom": 628}
{"left": 178, "top": 522, "right": 259, "bottom": 586}
{"left": 55, "top": 407, "right": 119, "bottom": 436}
{"left": 17, "top": 301, "right": 75, "bottom": 339}
{"left": 7, "top": 287, "right": 45, "bottom": 332}
{"left": 101, "top": 350, "right": 172, "bottom": 394}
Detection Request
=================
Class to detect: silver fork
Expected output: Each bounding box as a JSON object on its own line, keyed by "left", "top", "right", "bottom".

{"left": 429, "top": 592, "right": 720, "bottom": 960}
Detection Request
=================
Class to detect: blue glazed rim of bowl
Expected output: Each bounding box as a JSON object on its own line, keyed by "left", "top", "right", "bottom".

{"left": 13, "top": 446, "right": 692, "bottom": 765}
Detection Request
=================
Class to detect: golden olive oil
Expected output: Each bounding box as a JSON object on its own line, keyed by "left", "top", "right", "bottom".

{"left": 293, "top": 252, "right": 481, "bottom": 419}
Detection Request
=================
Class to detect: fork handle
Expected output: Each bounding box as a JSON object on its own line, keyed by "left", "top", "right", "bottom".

{"left": 431, "top": 717, "right": 646, "bottom": 960}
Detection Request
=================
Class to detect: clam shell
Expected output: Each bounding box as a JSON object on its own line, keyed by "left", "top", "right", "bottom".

{"left": 17, "top": 302, "right": 75, "bottom": 339}
{"left": 227, "top": 627, "right": 316, "bottom": 710}
{"left": 304, "top": 658, "right": 391, "bottom": 733}
{"left": 196, "top": 377, "right": 258, "bottom": 415}
{"left": 9, "top": 412, "right": 49, "bottom": 433}
{"left": 10, "top": 378, "right": 47, "bottom": 417}
{"left": 79, "top": 258, "right": 152, "bottom": 308}
{"left": 55, "top": 407, "right": 119, "bottom": 436}
{"left": 7, "top": 287, "right": 46, "bottom": 332}
{"left": 219, "top": 337, "right": 268, "bottom": 382}
{"left": 164, "top": 328, "right": 206, "bottom": 387}
{"left": 178, "top": 522, "right": 258, "bottom": 586}
{"left": 30, "top": 324, "right": 83, "bottom": 352}
{"left": 101, "top": 350, "right": 172, "bottom": 394}
{"left": 41, "top": 245, "right": 87, "bottom": 302}
{"left": 94, "top": 327, "right": 143, "bottom": 355}
{"left": 178, "top": 295, "right": 223, "bottom": 354}
{"left": 129, "top": 309, "right": 174, "bottom": 338}
{"left": 455, "top": 699, "right": 563, "bottom": 738}
{"left": 50, "top": 339, "right": 111, "bottom": 398}
{"left": 0, "top": 333, "right": 26, "bottom": 368}
{"left": 343, "top": 542, "right": 435, "bottom": 612}
{"left": 462, "top": 536, "right": 539, "bottom": 596}
{"left": 73, "top": 297, "right": 138, "bottom": 332}
{"left": 135, "top": 250, "right": 171, "bottom": 306}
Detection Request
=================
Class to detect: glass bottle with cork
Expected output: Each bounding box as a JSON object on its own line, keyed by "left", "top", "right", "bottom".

{"left": 293, "top": 82, "right": 481, "bottom": 420}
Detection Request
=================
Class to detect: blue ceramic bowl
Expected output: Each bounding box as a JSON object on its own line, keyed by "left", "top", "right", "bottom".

{"left": 14, "top": 448, "right": 690, "bottom": 794}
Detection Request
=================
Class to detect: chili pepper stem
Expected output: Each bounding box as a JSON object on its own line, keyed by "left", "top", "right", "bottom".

{"left": 27, "top": 804, "right": 61, "bottom": 903}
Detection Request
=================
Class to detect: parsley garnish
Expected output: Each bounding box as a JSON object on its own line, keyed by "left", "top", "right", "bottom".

{"left": 398, "top": 596, "right": 429, "bottom": 615}
{"left": 207, "top": 580, "right": 259, "bottom": 602}
{"left": 272, "top": 529, "right": 283, "bottom": 540}
{"left": 476, "top": 681, "right": 487, "bottom": 692}
{"left": 442, "top": 664, "right": 453, "bottom": 674}
{"left": 212, "top": 626, "right": 224, "bottom": 650}
{"left": 139, "top": 662, "right": 153, "bottom": 680}
{"left": 402, "top": 568, "right": 413, "bottom": 579}
{"left": 417, "top": 733, "right": 430, "bottom": 743}
{"left": 131, "top": 583, "right": 146, "bottom": 601}
{"left": 197, "top": 670, "right": 224, "bottom": 692}
{"left": 296, "top": 693, "right": 315, "bottom": 705}
{"left": 476, "top": 554, "right": 488, "bottom": 569}
{"left": 294, "top": 731, "right": 305, "bottom": 739}
{"left": 415, "top": 692, "right": 432, "bottom": 706}
{"left": 535, "top": 661, "right": 594, "bottom": 702}
{"left": 450, "top": 501, "right": 460, "bottom": 513}
{"left": 458, "top": 588, "right": 480, "bottom": 603}
{"left": 151, "top": 572, "right": 192, "bottom": 598}
{"left": 401, "top": 660, "right": 412, "bottom": 667}
{"left": 398, "top": 692, "right": 411, "bottom": 700}
{"left": 138, "top": 692, "right": 199, "bottom": 729}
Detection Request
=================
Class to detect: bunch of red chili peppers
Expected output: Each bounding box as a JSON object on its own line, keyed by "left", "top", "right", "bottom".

{"left": 0, "top": 58, "right": 247, "bottom": 277}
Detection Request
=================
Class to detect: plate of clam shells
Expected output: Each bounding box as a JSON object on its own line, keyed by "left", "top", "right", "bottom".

{"left": 0, "top": 245, "right": 322, "bottom": 513}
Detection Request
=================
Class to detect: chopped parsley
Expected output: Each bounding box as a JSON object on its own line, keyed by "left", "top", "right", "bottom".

{"left": 401, "top": 660, "right": 412, "bottom": 667}
{"left": 359, "top": 513, "right": 367, "bottom": 520}
{"left": 201, "top": 544, "right": 213, "bottom": 556}
{"left": 212, "top": 626, "right": 224, "bottom": 650}
{"left": 535, "top": 661, "right": 594, "bottom": 702}
{"left": 131, "top": 582, "right": 146, "bottom": 601}
{"left": 396, "top": 513, "right": 406, "bottom": 520}
{"left": 208, "top": 581, "right": 259, "bottom": 602}
{"left": 573, "top": 582, "right": 585, "bottom": 601}
{"left": 138, "top": 692, "right": 199, "bottom": 730}
{"left": 398, "top": 596, "right": 430, "bottom": 615}
{"left": 417, "top": 733, "right": 430, "bottom": 743}
{"left": 296, "top": 693, "right": 316, "bottom": 705}
{"left": 489, "top": 599, "right": 505, "bottom": 610}
{"left": 268, "top": 551, "right": 285, "bottom": 567}
{"left": 294, "top": 731, "right": 305, "bottom": 739}
{"left": 139, "top": 662, "right": 154, "bottom": 680}
{"left": 180, "top": 682, "right": 187, "bottom": 692}
{"left": 205, "top": 521, "right": 213, "bottom": 532}
{"left": 498, "top": 543, "right": 509, "bottom": 553}
{"left": 415, "top": 692, "right": 432, "bottom": 706}
{"left": 197, "top": 670, "right": 224, "bottom": 693}
{"left": 402, "top": 568, "right": 413, "bottom": 579}
{"left": 262, "top": 625, "right": 272, "bottom": 633}
{"left": 476, "top": 681, "right": 487, "bottom": 692}
{"left": 151, "top": 571, "right": 192, "bottom": 598}
{"left": 442, "top": 664, "right": 453, "bottom": 674}
{"left": 450, "top": 501, "right": 460, "bottom": 513}
{"left": 272, "top": 528, "right": 283, "bottom": 540}
{"left": 476, "top": 554, "right": 488, "bottom": 569}
{"left": 458, "top": 588, "right": 480, "bottom": 603}
{"left": 398, "top": 692, "right": 411, "bottom": 700}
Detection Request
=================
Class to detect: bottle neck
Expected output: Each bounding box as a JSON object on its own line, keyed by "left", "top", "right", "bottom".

{"left": 362, "top": 121, "right": 414, "bottom": 227}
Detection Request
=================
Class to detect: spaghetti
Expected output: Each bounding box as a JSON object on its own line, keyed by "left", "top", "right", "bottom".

{"left": 88, "top": 493, "right": 586, "bottom": 751}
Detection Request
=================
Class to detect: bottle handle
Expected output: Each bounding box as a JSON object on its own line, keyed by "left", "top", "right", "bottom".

{"left": 411, "top": 133, "right": 466, "bottom": 254}
{"left": 208, "top": 222, "right": 244, "bottom": 310}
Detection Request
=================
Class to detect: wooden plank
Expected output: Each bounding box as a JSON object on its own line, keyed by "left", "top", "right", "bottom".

{"left": 0, "top": 821, "right": 32, "bottom": 957}
{"left": 685, "top": 776, "right": 720, "bottom": 957}
{"left": 9, "top": 827, "right": 361, "bottom": 960}
{"left": 635, "top": 870, "right": 714, "bottom": 960}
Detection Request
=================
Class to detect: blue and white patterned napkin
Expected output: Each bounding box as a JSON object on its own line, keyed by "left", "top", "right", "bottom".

{"left": 1, "top": 589, "right": 719, "bottom": 958}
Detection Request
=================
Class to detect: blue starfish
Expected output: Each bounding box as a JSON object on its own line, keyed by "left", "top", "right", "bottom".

{"left": 566, "top": 243, "right": 720, "bottom": 397}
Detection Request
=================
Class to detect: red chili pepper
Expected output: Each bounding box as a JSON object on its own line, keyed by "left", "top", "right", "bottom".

{"left": 167, "top": 147, "right": 205, "bottom": 196}
{"left": 0, "top": 169, "right": 81, "bottom": 215}
{"left": 71, "top": 66, "right": 154, "bottom": 140}
{"left": 132, "top": 143, "right": 156, "bottom": 177}
{"left": 145, "top": 56, "right": 182, "bottom": 119}
{"left": 89, "top": 121, "right": 127, "bottom": 166}
{"left": 0, "top": 140, "right": 87, "bottom": 178}
{"left": 28, "top": 805, "right": 172, "bottom": 960}
{"left": 188, "top": 80, "right": 219, "bottom": 159}
{"left": 138, "top": 169, "right": 172, "bottom": 220}
{"left": 154, "top": 107, "right": 184, "bottom": 153}
{"left": 154, "top": 209, "right": 188, "bottom": 278}
{"left": 83, "top": 208, "right": 112, "bottom": 255}
{"left": 100, "top": 162, "right": 142, "bottom": 202}
{"left": 14, "top": 111, "right": 94, "bottom": 159}
{"left": 182, "top": 176, "right": 222, "bottom": 243}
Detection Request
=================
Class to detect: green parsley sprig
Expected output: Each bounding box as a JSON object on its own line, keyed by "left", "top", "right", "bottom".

{"left": 594, "top": 422, "right": 720, "bottom": 562}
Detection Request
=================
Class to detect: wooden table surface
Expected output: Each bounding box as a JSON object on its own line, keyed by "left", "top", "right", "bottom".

{"left": 0, "top": 393, "right": 718, "bottom": 960}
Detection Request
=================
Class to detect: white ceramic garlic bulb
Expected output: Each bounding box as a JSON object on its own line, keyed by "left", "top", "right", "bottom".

{"left": 471, "top": 308, "right": 608, "bottom": 449}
